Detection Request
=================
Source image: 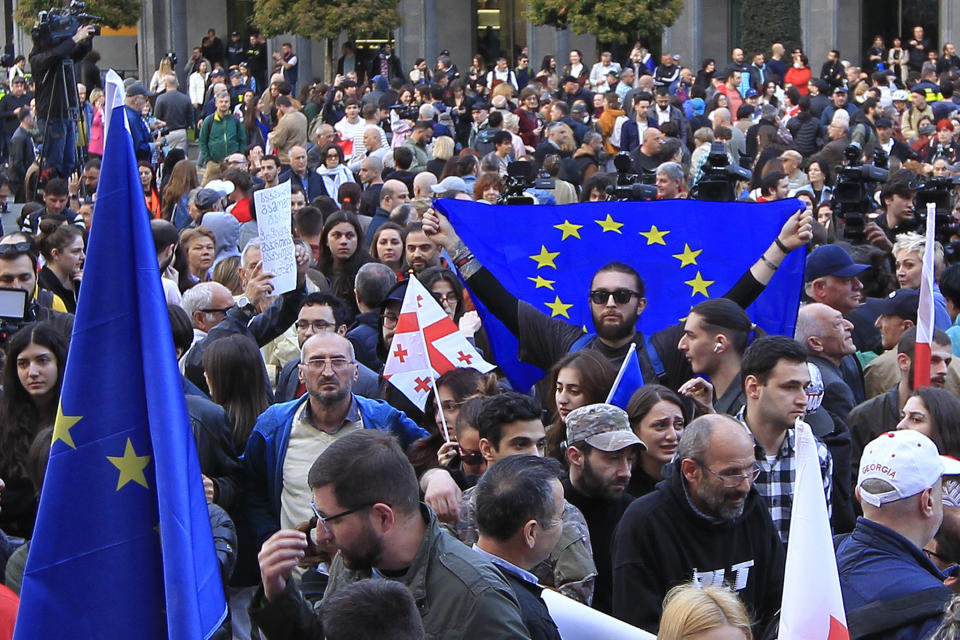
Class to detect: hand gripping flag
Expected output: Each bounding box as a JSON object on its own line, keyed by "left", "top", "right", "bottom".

{"left": 14, "top": 71, "right": 227, "bottom": 640}
{"left": 383, "top": 275, "right": 495, "bottom": 411}
{"left": 778, "top": 418, "right": 849, "bottom": 640}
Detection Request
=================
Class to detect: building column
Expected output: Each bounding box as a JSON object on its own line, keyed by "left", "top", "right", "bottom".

{"left": 800, "top": 0, "right": 838, "bottom": 69}
{"left": 663, "top": 0, "right": 702, "bottom": 68}
{"left": 943, "top": 0, "right": 960, "bottom": 52}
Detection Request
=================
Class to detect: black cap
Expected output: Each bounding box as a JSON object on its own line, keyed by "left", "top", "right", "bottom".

{"left": 876, "top": 116, "right": 893, "bottom": 128}
{"left": 873, "top": 288, "right": 920, "bottom": 322}
{"left": 561, "top": 75, "right": 578, "bottom": 85}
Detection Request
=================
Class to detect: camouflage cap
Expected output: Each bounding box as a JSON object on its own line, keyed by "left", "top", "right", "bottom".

{"left": 565, "top": 403, "right": 646, "bottom": 452}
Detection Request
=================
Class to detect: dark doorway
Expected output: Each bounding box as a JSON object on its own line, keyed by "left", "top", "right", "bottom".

{"left": 862, "top": 0, "right": 939, "bottom": 64}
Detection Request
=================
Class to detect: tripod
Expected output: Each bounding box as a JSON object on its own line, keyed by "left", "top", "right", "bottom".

{"left": 32, "top": 50, "right": 85, "bottom": 200}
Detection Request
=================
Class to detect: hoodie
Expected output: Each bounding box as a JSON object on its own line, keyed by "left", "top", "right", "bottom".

{"left": 611, "top": 463, "right": 785, "bottom": 636}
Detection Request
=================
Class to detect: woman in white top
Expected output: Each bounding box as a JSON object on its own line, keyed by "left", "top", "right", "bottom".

{"left": 315, "top": 143, "right": 355, "bottom": 202}
{"left": 149, "top": 56, "right": 174, "bottom": 95}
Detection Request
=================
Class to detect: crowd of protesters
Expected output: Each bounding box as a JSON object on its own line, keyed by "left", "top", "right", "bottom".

{"left": 5, "top": 21, "right": 960, "bottom": 640}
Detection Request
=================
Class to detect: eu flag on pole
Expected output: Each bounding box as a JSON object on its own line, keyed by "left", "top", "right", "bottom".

{"left": 435, "top": 198, "right": 805, "bottom": 389}
{"left": 14, "top": 72, "right": 227, "bottom": 639}
{"left": 606, "top": 343, "right": 643, "bottom": 409}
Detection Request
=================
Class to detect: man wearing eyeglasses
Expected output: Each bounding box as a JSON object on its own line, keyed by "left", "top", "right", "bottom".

{"left": 736, "top": 335, "right": 833, "bottom": 545}
{"left": 611, "top": 414, "right": 785, "bottom": 635}
{"left": 0, "top": 232, "right": 71, "bottom": 327}
{"left": 275, "top": 292, "right": 380, "bottom": 403}
{"left": 252, "top": 429, "right": 530, "bottom": 640}
{"left": 243, "top": 331, "right": 427, "bottom": 549}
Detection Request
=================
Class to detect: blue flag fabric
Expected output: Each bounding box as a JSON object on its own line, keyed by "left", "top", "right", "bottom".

{"left": 436, "top": 198, "right": 806, "bottom": 389}
{"left": 14, "top": 105, "right": 227, "bottom": 639}
{"left": 607, "top": 346, "right": 643, "bottom": 409}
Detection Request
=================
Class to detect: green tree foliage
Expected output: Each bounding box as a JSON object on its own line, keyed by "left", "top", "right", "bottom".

{"left": 15, "top": 0, "right": 140, "bottom": 29}
{"left": 738, "top": 0, "right": 801, "bottom": 57}
{"left": 526, "top": 0, "right": 685, "bottom": 44}
{"left": 252, "top": 0, "right": 400, "bottom": 39}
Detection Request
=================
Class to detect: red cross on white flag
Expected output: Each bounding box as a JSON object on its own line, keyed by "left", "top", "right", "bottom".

{"left": 383, "top": 275, "right": 495, "bottom": 411}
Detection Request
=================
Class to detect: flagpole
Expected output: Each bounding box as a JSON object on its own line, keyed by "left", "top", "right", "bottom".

{"left": 914, "top": 202, "right": 937, "bottom": 390}
{"left": 606, "top": 343, "right": 637, "bottom": 404}
{"left": 411, "top": 273, "right": 451, "bottom": 442}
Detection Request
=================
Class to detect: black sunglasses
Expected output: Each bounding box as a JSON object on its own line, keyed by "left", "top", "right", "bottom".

{"left": 0, "top": 242, "right": 35, "bottom": 259}
{"left": 589, "top": 288, "right": 639, "bottom": 305}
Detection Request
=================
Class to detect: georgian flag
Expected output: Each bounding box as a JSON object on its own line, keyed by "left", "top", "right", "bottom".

{"left": 914, "top": 202, "right": 938, "bottom": 389}
{"left": 383, "top": 275, "right": 494, "bottom": 411}
{"left": 778, "top": 418, "right": 849, "bottom": 640}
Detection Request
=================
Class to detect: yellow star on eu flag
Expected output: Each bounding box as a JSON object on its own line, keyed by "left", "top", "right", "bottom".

{"left": 672, "top": 243, "right": 703, "bottom": 267}
{"left": 528, "top": 275, "right": 556, "bottom": 290}
{"left": 529, "top": 245, "right": 560, "bottom": 269}
{"left": 107, "top": 438, "right": 151, "bottom": 490}
{"left": 685, "top": 271, "right": 715, "bottom": 297}
{"left": 639, "top": 225, "right": 670, "bottom": 245}
{"left": 52, "top": 402, "right": 81, "bottom": 449}
{"left": 544, "top": 296, "right": 573, "bottom": 318}
{"left": 595, "top": 214, "right": 624, "bottom": 234}
{"left": 554, "top": 220, "right": 583, "bottom": 240}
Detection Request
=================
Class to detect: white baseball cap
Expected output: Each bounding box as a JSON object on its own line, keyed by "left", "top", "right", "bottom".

{"left": 858, "top": 430, "right": 960, "bottom": 507}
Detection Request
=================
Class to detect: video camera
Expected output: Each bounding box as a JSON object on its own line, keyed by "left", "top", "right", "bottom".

{"left": 912, "top": 175, "right": 960, "bottom": 260}
{"left": 0, "top": 287, "right": 28, "bottom": 346}
{"left": 32, "top": 1, "right": 101, "bottom": 43}
{"left": 605, "top": 152, "right": 657, "bottom": 201}
{"left": 690, "top": 141, "right": 751, "bottom": 201}
{"left": 388, "top": 104, "right": 419, "bottom": 122}
{"left": 831, "top": 142, "right": 888, "bottom": 243}
{"left": 497, "top": 161, "right": 554, "bottom": 205}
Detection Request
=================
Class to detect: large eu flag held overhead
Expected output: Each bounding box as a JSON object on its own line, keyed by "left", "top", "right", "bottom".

{"left": 436, "top": 198, "right": 806, "bottom": 390}
{"left": 14, "top": 72, "right": 227, "bottom": 639}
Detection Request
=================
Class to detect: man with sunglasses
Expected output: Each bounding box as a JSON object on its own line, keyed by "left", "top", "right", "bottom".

{"left": 611, "top": 414, "right": 785, "bottom": 635}
{"left": 252, "top": 429, "right": 530, "bottom": 640}
{"left": 420, "top": 207, "right": 811, "bottom": 392}
{"left": 274, "top": 292, "right": 380, "bottom": 403}
{"left": 243, "top": 331, "right": 427, "bottom": 551}
{"left": 736, "top": 335, "right": 833, "bottom": 545}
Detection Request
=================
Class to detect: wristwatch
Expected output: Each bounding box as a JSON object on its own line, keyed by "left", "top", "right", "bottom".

{"left": 237, "top": 296, "right": 256, "bottom": 314}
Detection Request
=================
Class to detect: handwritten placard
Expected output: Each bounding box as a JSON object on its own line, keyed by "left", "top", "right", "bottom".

{"left": 254, "top": 181, "right": 296, "bottom": 295}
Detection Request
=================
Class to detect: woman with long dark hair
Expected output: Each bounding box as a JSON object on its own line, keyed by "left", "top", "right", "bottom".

{"left": 161, "top": 159, "right": 200, "bottom": 230}
{"left": 317, "top": 212, "right": 372, "bottom": 316}
{"left": 202, "top": 334, "right": 271, "bottom": 454}
{"left": 626, "top": 385, "right": 689, "bottom": 497}
{"left": 37, "top": 221, "right": 85, "bottom": 314}
{"left": 369, "top": 221, "right": 407, "bottom": 276}
{"left": 897, "top": 387, "right": 960, "bottom": 458}
{"left": 0, "top": 323, "right": 68, "bottom": 537}
{"left": 139, "top": 161, "right": 162, "bottom": 218}
{"left": 544, "top": 350, "right": 617, "bottom": 463}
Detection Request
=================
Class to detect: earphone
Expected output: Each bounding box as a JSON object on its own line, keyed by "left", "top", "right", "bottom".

{"left": 713, "top": 343, "right": 722, "bottom": 353}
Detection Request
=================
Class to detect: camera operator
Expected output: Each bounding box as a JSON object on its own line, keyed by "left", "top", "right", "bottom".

{"left": 869, "top": 179, "right": 917, "bottom": 251}
{"left": 29, "top": 19, "right": 95, "bottom": 180}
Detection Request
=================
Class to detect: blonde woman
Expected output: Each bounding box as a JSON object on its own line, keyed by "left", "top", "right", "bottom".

{"left": 149, "top": 55, "right": 175, "bottom": 95}
{"left": 658, "top": 584, "right": 752, "bottom": 640}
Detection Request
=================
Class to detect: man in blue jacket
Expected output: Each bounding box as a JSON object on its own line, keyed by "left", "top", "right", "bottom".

{"left": 243, "top": 331, "right": 427, "bottom": 546}
{"left": 838, "top": 429, "right": 960, "bottom": 639}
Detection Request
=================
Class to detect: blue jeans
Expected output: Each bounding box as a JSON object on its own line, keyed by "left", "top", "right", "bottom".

{"left": 38, "top": 117, "right": 77, "bottom": 178}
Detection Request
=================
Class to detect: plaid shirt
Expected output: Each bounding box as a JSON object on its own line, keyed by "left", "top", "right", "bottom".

{"left": 737, "top": 409, "right": 833, "bottom": 546}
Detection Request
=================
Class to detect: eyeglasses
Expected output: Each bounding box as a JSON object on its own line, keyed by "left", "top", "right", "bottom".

{"left": 432, "top": 291, "right": 459, "bottom": 306}
{"left": 382, "top": 312, "right": 399, "bottom": 328}
{"left": 310, "top": 501, "right": 374, "bottom": 532}
{"left": 698, "top": 461, "right": 762, "bottom": 488}
{"left": 0, "top": 242, "right": 33, "bottom": 259}
{"left": 301, "top": 357, "right": 354, "bottom": 371}
{"left": 589, "top": 288, "right": 640, "bottom": 305}
{"left": 200, "top": 306, "right": 232, "bottom": 315}
{"left": 441, "top": 399, "right": 466, "bottom": 413}
{"left": 295, "top": 319, "right": 337, "bottom": 332}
